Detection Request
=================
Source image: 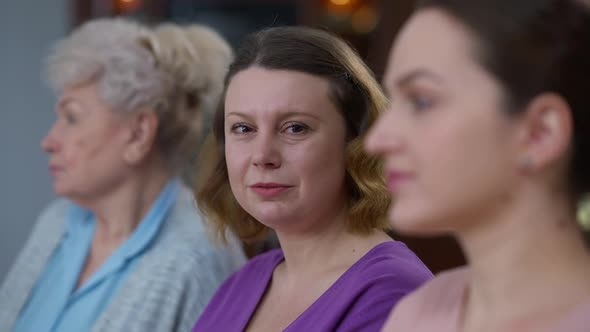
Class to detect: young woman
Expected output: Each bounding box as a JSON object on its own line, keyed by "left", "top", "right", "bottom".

{"left": 367, "top": 1, "right": 590, "bottom": 331}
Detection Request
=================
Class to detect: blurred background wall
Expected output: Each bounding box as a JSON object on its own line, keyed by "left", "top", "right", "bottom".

{"left": 0, "top": 0, "right": 68, "bottom": 279}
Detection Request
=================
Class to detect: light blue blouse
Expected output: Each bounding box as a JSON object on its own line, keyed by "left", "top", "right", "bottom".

{"left": 12, "top": 179, "right": 180, "bottom": 332}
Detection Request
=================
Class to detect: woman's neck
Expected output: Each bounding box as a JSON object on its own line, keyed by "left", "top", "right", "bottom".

{"left": 275, "top": 210, "right": 391, "bottom": 282}
{"left": 83, "top": 160, "right": 173, "bottom": 244}
{"left": 457, "top": 188, "right": 590, "bottom": 331}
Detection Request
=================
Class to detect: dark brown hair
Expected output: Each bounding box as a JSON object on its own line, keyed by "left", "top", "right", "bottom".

{"left": 195, "top": 26, "right": 391, "bottom": 242}
{"left": 417, "top": 0, "right": 590, "bottom": 200}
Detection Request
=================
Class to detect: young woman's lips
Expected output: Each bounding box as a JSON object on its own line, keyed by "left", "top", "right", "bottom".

{"left": 387, "top": 171, "right": 413, "bottom": 192}
{"left": 250, "top": 183, "right": 293, "bottom": 198}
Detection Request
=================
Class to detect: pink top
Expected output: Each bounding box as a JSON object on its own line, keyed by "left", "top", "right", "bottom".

{"left": 381, "top": 267, "right": 590, "bottom": 332}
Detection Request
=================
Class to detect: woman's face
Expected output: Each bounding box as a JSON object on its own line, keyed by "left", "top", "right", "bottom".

{"left": 366, "top": 9, "right": 523, "bottom": 235}
{"left": 42, "top": 82, "right": 135, "bottom": 203}
{"left": 224, "top": 67, "right": 349, "bottom": 233}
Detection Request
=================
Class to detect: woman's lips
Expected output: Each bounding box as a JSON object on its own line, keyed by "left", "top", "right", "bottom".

{"left": 250, "top": 183, "right": 293, "bottom": 197}
{"left": 387, "top": 171, "right": 413, "bottom": 192}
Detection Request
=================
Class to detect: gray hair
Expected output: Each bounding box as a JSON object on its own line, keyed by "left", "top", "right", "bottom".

{"left": 46, "top": 18, "right": 233, "bottom": 171}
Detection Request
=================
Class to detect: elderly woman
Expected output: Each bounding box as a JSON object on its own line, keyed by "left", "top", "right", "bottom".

{"left": 0, "top": 18, "right": 245, "bottom": 332}
{"left": 367, "top": 0, "right": 590, "bottom": 331}
{"left": 191, "top": 26, "right": 432, "bottom": 332}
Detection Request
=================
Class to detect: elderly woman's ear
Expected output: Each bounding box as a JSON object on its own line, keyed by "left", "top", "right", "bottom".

{"left": 123, "top": 110, "right": 159, "bottom": 165}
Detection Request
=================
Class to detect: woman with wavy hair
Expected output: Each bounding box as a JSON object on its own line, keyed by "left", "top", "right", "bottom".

{"left": 191, "top": 26, "right": 432, "bottom": 332}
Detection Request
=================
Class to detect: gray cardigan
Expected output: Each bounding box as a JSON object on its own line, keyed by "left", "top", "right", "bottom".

{"left": 0, "top": 187, "right": 246, "bottom": 332}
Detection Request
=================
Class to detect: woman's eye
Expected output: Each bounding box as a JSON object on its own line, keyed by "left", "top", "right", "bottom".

{"left": 230, "top": 123, "right": 254, "bottom": 134}
{"left": 65, "top": 114, "right": 77, "bottom": 124}
{"left": 283, "top": 122, "right": 310, "bottom": 134}
{"left": 410, "top": 94, "right": 435, "bottom": 112}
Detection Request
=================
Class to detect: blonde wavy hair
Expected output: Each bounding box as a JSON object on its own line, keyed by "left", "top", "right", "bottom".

{"left": 46, "top": 18, "right": 233, "bottom": 172}
{"left": 195, "top": 26, "right": 391, "bottom": 243}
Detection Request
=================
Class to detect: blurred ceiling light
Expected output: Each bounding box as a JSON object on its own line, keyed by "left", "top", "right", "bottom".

{"left": 116, "top": 0, "right": 141, "bottom": 13}
{"left": 324, "top": 0, "right": 357, "bottom": 16}
{"left": 330, "top": 0, "right": 352, "bottom": 5}
{"left": 351, "top": 5, "right": 378, "bottom": 34}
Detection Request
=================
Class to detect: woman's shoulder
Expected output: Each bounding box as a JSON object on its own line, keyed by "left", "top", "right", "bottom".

{"left": 164, "top": 185, "right": 208, "bottom": 232}
{"left": 7, "top": 197, "right": 72, "bottom": 268}
{"left": 27, "top": 198, "right": 71, "bottom": 238}
{"left": 38, "top": 198, "right": 70, "bottom": 222}
{"left": 330, "top": 241, "right": 434, "bottom": 313}
{"left": 402, "top": 266, "right": 468, "bottom": 308}
{"left": 125, "top": 185, "right": 247, "bottom": 282}
{"left": 191, "top": 249, "right": 284, "bottom": 330}
{"left": 550, "top": 298, "right": 590, "bottom": 332}
{"left": 225, "top": 248, "right": 284, "bottom": 284}
{"left": 352, "top": 241, "right": 433, "bottom": 286}
{"left": 137, "top": 223, "right": 246, "bottom": 284}
{"left": 381, "top": 266, "right": 469, "bottom": 331}
{"left": 156, "top": 185, "right": 244, "bottom": 255}
{"left": 201, "top": 248, "right": 283, "bottom": 300}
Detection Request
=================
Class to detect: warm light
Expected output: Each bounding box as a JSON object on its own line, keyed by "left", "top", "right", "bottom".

{"left": 116, "top": 0, "right": 141, "bottom": 13}
{"left": 351, "top": 6, "right": 378, "bottom": 34}
{"left": 330, "top": 0, "right": 352, "bottom": 6}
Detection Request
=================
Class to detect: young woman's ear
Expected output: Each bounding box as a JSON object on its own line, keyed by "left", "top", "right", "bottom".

{"left": 516, "top": 93, "right": 573, "bottom": 172}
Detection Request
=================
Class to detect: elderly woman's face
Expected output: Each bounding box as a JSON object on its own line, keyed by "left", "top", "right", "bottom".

{"left": 42, "top": 82, "right": 134, "bottom": 201}
{"left": 224, "top": 67, "right": 349, "bottom": 233}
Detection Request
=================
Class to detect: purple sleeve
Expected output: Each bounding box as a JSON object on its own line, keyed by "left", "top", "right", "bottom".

{"left": 192, "top": 249, "right": 283, "bottom": 331}
{"left": 336, "top": 277, "right": 418, "bottom": 331}
{"left": 336, "top": 246, "right": 433, "bottom": 332}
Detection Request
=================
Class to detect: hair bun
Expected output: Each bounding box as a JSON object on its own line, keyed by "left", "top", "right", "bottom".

{"left": 144, "top": 23, "right": 233, "bottom": 114}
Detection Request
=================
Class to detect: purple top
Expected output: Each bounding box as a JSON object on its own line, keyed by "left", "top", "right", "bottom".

{"left": 192, "top": 241, "right": 432, "bottom": 332}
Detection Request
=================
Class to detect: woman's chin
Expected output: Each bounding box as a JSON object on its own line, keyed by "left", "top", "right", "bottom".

{"left": 52, "top": 183, "right": 68, "bottom": 197}
{"left": 389, "top": 207, "right": 445, "bottom": 237}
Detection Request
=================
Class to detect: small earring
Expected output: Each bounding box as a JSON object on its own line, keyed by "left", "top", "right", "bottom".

{"left": 519, "top": 155, "right": 534, "bottom": 170}
{"left": 125, "top": 150, "right": 137, "bottom": 163}
{"left": 577, "top": 194, "right": 590, "bottom": 231}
